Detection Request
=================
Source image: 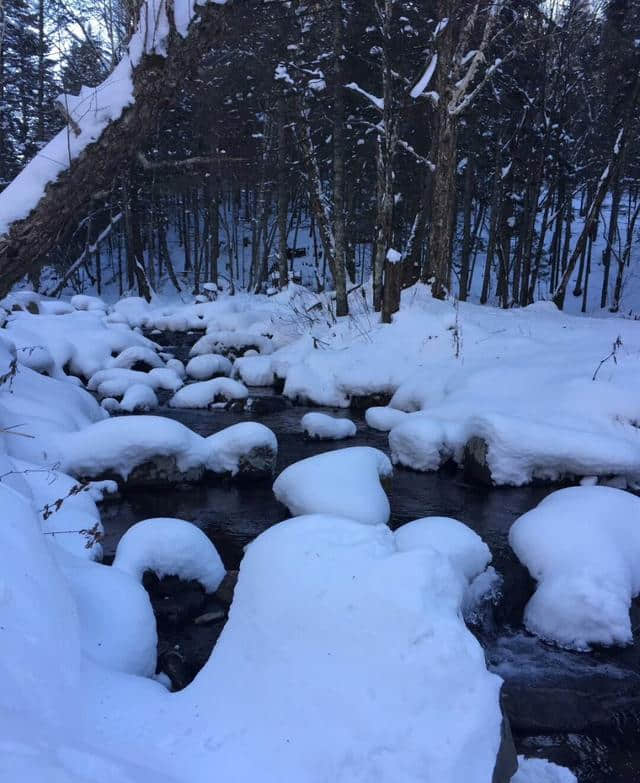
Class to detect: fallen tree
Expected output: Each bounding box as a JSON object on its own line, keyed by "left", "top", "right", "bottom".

{"left": 0, "top": 0, "right": 240, "bottom": 299}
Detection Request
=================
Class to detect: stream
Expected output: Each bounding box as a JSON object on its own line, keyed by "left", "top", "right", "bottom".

{"left": 99, "top": 331, "right": 640, "bottom": 783}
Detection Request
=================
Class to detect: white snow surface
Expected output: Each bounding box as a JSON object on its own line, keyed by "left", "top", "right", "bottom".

{"left": 509, "top": 485, "right": 640, "bottom": 649}
{"left": 365, "top": 405, "right": 409, "bottom": 431}
{"left": 273, "top": 447, "right": 392, "bottom": 525}
{"left": 232, "top": 354, "right": 275, "bottom": 386}
{"left": 185, "top": 353, "right": 232, "bottom": 380}
{"left": 114, "top": 517, "right": 225, "bottom": 592}
{"left": 168, "top": 377, "right": 248, "bottom": 408}
{"left": 301, "top": 411, "right": 357, "bottom": 440}
{"left": 512, "top": 756, "right": 577, "bottom": 783}
{"left": 205, "top": 422, "right": 277, "bottom": 475}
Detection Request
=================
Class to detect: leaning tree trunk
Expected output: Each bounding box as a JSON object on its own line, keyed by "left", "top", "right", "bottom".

{"left": 0, "top": 0, "right": 236, "bottom": 297}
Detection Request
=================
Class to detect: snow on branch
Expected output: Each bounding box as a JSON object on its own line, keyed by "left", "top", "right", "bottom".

{"left": 346, "top": 82, "right": 384, "bottom": 111}
{"left": 410, "top": 53, "right": 438, "bottom": 99}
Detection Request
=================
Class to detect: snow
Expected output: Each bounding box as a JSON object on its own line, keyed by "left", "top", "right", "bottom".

{"left": 410, "top": 53, "right": 438, "bottom": 99}
{"left": 386, "top": 247, "right": 403, "bottom": 264}
{"left": 115, "top": 383, "right": 158, "bottom": 412}
{"left": 273, "top": 447, "right": 392, "bottom": 525}
{"left": 185, "top": 353, "right": 232, "bottom": 380}
{"left": 114, "top": 517, "right": 225, "bottom": 592}
{"left": 301, "top": 411, "right": 357, "bottom": 440}
{"left": 365, "top": 405, "right": 409, "bottom": 431}
{"left": 205, "top": 422, "right": 277, "bottom": 475}
{"left": 89, "top": 366, "right": 183, "bottom": 398}
{"left": 232, "top": 355, "right": 275, "bottom": 386}
{"left": 56, "top": 548, "right": 158, "bottom": 677}
{"left": 190, "top": 329, "right": 274, "bottom": 357}
{"left": 509, "top": 486, "right": 640, "bottom": 649}
{"left": 395, "top": 516, "right": 492, "bottom": 584}
{"left": 57, "top": 415, "right": 206, "bottom": 481}
{"left": 110, "top": 345, "right": 165, "bottom": 370}
{"left": 168, "top": 377, "right": 248, "bottom": 408}
{"left": 512, "top": 756, "right": 577, "bottom": 783}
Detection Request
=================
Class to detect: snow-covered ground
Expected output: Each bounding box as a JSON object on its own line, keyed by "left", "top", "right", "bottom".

{"left": 2, "top": 285, "right": 628, "bottom": 781}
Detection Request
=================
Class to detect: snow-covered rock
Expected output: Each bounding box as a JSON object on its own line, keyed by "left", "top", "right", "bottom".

{"left": 185, "top": 353, "right": 232, "bottom": 380}
{"left": 110, "top": 345, "right": 165, "bottom": 371}
{"left": 365, "top": 405, "right": 409, "bottom": 431}
{"left": 114, "top": 518, "right": 225, "bottom": 592}
{"left": 301, "top": 412, "right": 356, "bottom": 440}
{"left": 168, "top": 377, "right": 248, "bottom": 408}
{"left": 205, "top": 422, "right": 277, "bottom": 477}
{"left": 509, "top": 486, "right": 640, "bottom": 649}
{"left": 232, "top": 355, "right": 275, "bottom": 386}
{"left": 190, "top": 329, "right": 273, "bottom": 358}
{"left": 118, "top": 383, "right": 158, "bottom": 412}
{"left": 395, "top": 516, "right": 492, "bottom": 585}
{"left": 512, "top": 756, "right": 577, "bottom": 783}
{"left": 89, "top": 366, "right": 183, "bottom": 398}
{"left": 273, "top": 447, "right": 392, "bottom": 525}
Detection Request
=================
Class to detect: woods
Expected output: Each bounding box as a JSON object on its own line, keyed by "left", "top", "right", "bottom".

{"left": 0, "top": 0, "right": 639, "bottom": 314}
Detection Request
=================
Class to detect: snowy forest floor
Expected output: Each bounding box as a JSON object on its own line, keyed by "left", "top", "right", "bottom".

{"left": 2, "top": 284, "right": 640, "bottom": 783}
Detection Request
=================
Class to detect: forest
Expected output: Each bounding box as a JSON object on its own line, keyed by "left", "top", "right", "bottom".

{"left": 1, "top": 0, "right": 639, "bottom": 318}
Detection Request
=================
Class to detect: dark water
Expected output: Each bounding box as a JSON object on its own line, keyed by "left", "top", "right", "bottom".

{"left": 98, "top": 332, "right": 640, "bottom": 783}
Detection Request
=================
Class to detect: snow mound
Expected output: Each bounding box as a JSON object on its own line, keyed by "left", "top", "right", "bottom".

{"left": 365, "top": 405, "right": 409, "bottom": 431}
{"left": 205, "top": 422, "right": 277, "bottom": 476}
{"left": 89, "top": 366, "right": 183, "bottom": 398}
{"left": 58, "top": 415, "right": 204, "bottom": 481}
{"left": 114, "top": 518, "right": 225, "bottom": 592}
{"left": 513, "top": 756, "right": 577, "bottom": 783}
{"left": 118, "top": 384, "right": 158, "bottom": 412}
{"left": 232, "top": 355, "right": 275, "bottom": 386}
{"left": 71, "top": 294, "right": 107, "bottom": 311}
{"left": 301, "top": 412, "right": 356, "bottom": 440}
{"left": 509, "top": 486, "right": 640, "bottom": 649}
{"left": 168, "top": 377, "right": 248, "bottom": 408}
{"left": 110, "top": 345, "right": 165, "bottom": 371}
{"left": 192, "top": 513, "right": 504, "bottom": 782}
{"left": 273, "top": 447, "right": 392, "bottom": 525}
{"left": 185, "top": 353, "right": 232, "bottom": 380}
{"left": 58, "top": 551, "right": 157, "bottom": 677}
{"left": 395, "top": 516, "right": 492, "bottom": 584}
{"left": 190, "top": 330, "right": 273, "bottom": 357}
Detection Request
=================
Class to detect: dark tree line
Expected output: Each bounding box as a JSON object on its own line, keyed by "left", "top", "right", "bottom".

{"left": 1, "top": 0, "right": 640, "bottom": 316}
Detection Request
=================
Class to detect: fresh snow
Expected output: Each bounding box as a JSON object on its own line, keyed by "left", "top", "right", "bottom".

{"left": 509, "top": 486, "right": 640, "bottom": 649}
{"left": 185, "top": 353, "right": 232, "bottom": 380}
{"left": 273, "top": 447, "right": 392, "bottom": 525}
{"left": 168, "top": 377, "right": 248, "bottom": 408}
{"left": 204, "top": 422, "right": 277, "bottom": 476}
{"left": 232, "top": 355, "right": 275, "bottom": 386}
{"left": 512, "top": 756, "right": 577, "bottom": 783}
{"left": 114, "top": 517, "right": 225, "bottom": 592}
{"left": 301, "top": 411, "right": 357, "bottom": 440}
{"left": 365, "top": 405, "right": 409, "bottom": 431}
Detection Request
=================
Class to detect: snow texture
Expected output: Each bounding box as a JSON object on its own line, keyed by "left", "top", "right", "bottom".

{"left": 509, "top": 486, "right": 640, "bottom": 649}
{"left": 205, "top": 422, "right": 277, "bottom": 475}
{"left": 301, "top": 412, "right": 357, "bottom": 440}
{"left": 273, "top": 447, "right": 392, "bottom": 525}
{"left": 185, "top": 353, "right": 232, "bottom": 380}
{"left": 168, "top": 377, "right": 248, "bottom": 408}
{"left": 114, "top": 517, "right": 225, "bottom": 592}
{"left": 365, "top": 405, "right": 409, "bottom": 431}
{"left": 512, "top": 756, "right": 577, "bottom": 783}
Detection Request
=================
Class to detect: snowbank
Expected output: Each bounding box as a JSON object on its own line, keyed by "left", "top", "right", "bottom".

{"left": 509, "top": 486, "right": 640, "bottom": 649}
{"left": 168, "top": 377, "right": 248, "bottom": 408}
{"left": 114, "top": 517, "right": 225, "bottom": 592}
{"left": 301, "top": 412, "right": 357, "bottom": 440}
{"left": 273, "top": 447, "right": 392, "bottom": 525}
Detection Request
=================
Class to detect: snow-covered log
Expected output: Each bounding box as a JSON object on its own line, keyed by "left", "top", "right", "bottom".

{"left": 0, "top": 0, "right": 234, "bottom": 296}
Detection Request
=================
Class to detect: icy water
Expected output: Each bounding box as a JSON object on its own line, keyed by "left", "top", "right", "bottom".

{"left": 99, "top": 333, "right": 640, "bottom": 783}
